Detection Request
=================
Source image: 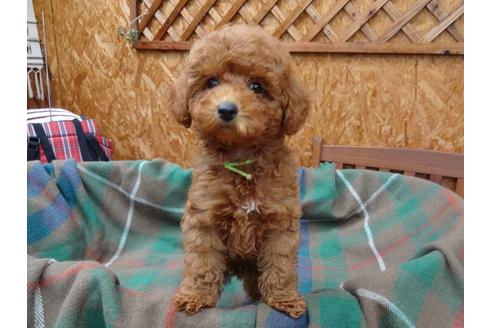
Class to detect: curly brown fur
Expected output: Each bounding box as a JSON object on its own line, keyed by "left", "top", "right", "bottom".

{"left": 168, "top": 24, "right": 310, "bottom": 318}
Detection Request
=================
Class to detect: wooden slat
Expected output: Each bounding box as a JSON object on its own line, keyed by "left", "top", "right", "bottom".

{"left": 132, "top": 0, "right": 464, "bottom": 55}
{"left": 153, "top": 0, "right": 188, "bottom": 40}
{"left": 355, "top": 165, "right": 365, "bottom": 169}
{"left": 430, "top": 174, "right": 442, "bottom": 184}
{"left": 206, "top": 5, "right": 223, "bottom": 24}
{"left": 140, "top": 0, "right": 155, "bottom": 41}
{"left": 238, "top": 7, "right": 255, "bottom": 24}
{"left": 216, "top": 0, "right": 248, "bottom": 28}
{"left": 140, "top": 0, "right": 191, "bottom": 41}
{"left": 311, "top": 136, "right": 322, "bottom": 167}
{"left": 404, "top": 171, "right": 416, "bottom": 176}
{"left": 377, "top": 0, "right": 432, "bottom": 42}
{"left": 270, "top": 5, "right": 303, "bottom": 41}
{"left": 130, "top": 0, "right": 137, "bottom": 24}
{"left": 273, "top": 0, "right": 313, "bottom": 37}
{"left": 456, "top": 178, "right": 464, "bottom": 198}
{"left": 343, "top": 2, "right": 378, "bottom": 42}
{"left": 284, "top": 41, "right": 463, "bottom": 55}
{"left": 254, "top": 0, "right": 279, "bottom": 24}
{"left": 135, "top": 40, "right": 464, "bottom": 55}
{"left": 180, "top": 0, "right": 218, "bottom": 41}
{"left": 137, "top": 0, "right": 165, "bottom": 33}
{"left": 178, "top": 2, "right": 208, "bottom": 38}
{"left": 304, "top": 5, "right": 338, "bottom": 41}
{"left": 142, "top": 28, "right": 155, "bottom": 41}
{"left": 135, "top": 40, "right": 193, "bottom": 50}
{"left": 419, "top": 4, "right": 464, "bottom": 43}
{"left": 302, "top": 0, "right": 349, "bottom": 41}
{"left": 318, "top": 146, "right": 463, "bottom": 178}
{"left": 335, "top": 163, "right": 343, "bottom": 170}
{"left": 427, "top": 0, "right": 464, "bottom": 42}
{"left": 338, "top": 0, "right": 389, "bottom": 42}
{"left": 380, "top": 168, "right": 390, "bottom": 172}
{"left": 382, "top": 2, "right": 420, "bottom": 43}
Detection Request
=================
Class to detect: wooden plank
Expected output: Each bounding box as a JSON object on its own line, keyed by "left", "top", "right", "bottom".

{"left": 129, "top": 0, "right": 138, "bottom": 30}
{"left": 153, "top": 0, "right": 188, "bottom": 40}
{"left": 456, "top": 178, "right": 464, "bottom": 198}
{"left": 180, "top": 0, "right": 218, "bottom": 41}
{"left": 238, "top": 7, "right": 255, "bottom": 24}
{"left": 427, "top": 0, "right": 464, "bottom": 42}
{"left": 302, "top": 0, "right": 349, "bottom": 41}
{"left": 254, "top": 0, "right": 279, "bottom": 24}
{"left": 404, "top": 171, "right": 416, "bottom": 176}
{"left": 284, "top": 41, "right": 463, "bottom": 55}
{"left": 135, "top": 40, "right": 193, "bottom": 50}
{"left": 344, "top": 2, "right": 378, "bottom": 42}
{"left": 319, "top": 146, "right": 464, "bottom": 178}
{"left": 377, "top": 0, "right": 432, "bottom": 42}
{"left": 270, "top": 5, "right": 303, "bottom": 41}
{"left": 382, "top": 2, "right": 420, "bottom": 42}
{"left": 178, "top": 2, "right": 208, "bottom": 37}
{"left": 135, "top": 40, "right": 464, "bottom": 55}
{"left": 273, "top": 0, "right": 313, "bottom": 38}
{"left": 419, "top": 4, "right": 464, "bottom": 43}
{"left": 166, "top": 26, "right": 181, "bottom": 41}
{"left": 216, "top": 0, "right": 248, "bottom": 28}
{"left": 430, "top": 174, "right": 442, "bottom": 184}
{"left": 206, "top": 6, "right": 222, "bottom": 24}
{"left": 140, "top": 0, "right": 194, "bottom": 40}
{"left": 142, "top": 28, "right": 155, "bottom": 41}
{"left": 137, "top": 0, "right": 165, "bottom": 33}
{"left": 305, "top": 5, "right": 338, "bottom": 41}
{"left": 311, "top": 136, "right": 322, "bottom": 167}
{"left": 338, "top": 0, "right": 389, "bottom": 42}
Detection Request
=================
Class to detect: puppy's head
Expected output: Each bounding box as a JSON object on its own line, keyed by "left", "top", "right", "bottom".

{"left": 169, "top": 24, "right": 309, "bottom": 147}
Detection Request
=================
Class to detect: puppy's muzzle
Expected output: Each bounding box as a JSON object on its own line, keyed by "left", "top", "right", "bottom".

{"left": 217, "top": 101, "right": 238, "bottom": 122}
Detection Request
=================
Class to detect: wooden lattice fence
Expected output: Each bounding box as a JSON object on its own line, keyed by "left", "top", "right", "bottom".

{"left": 130, "top": 0, "right": 463, "bottom": 54}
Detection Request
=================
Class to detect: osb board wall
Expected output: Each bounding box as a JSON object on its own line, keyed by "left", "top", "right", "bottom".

{"left": 33, "top": 0, "right": 463, "bottom": 168}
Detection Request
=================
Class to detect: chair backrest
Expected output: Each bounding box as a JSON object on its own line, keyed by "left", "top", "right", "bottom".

{"left": 312, "top": 136, "right": 464, "bottom": 198}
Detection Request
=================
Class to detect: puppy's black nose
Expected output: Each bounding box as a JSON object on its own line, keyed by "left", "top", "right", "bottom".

{"left": 217, "top": 101, "right": 238, "bottom": 122}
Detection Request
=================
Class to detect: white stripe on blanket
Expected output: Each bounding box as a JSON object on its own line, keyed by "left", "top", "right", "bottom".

{"left": 355, "top": 288, "right": 415, "bottom": 328}
{"left": 33, "top": 287, "right": 45, "bottom": 328}
{"left": 336, "top": 170, "right": 386, "bottom": 271}
{"left": 105, "top": 161, "right": 146, "bottom": 267}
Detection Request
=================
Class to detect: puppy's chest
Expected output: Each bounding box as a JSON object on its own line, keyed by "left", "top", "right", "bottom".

{"left": 217, "top": 179, "right": 266, "bottom": 259}
{"left": 218, "top": 208, "right": 266, "bottom": 261}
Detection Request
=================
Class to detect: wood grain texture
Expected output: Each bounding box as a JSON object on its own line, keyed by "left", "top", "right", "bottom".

{"left": 33, "top": 0, "right": 463, "bottom": 168}
{"left": 312, "top": 142, "right": 464, "bottom": 196}
{"left": 131, "top": 0, "right": 463, "bottom": 54}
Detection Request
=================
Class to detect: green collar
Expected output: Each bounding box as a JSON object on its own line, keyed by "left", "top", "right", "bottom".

{"left": 224, "top": 159, "right": 256, "bottom": 180}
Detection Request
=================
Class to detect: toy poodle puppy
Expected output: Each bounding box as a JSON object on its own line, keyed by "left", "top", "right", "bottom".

{"left": 168, "top": 24, "right": 310, "bottom": 318}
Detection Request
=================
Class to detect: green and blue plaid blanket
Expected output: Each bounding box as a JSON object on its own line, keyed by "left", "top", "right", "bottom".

{"left": 27, "top": 159, "right": 463, "bottom": 327}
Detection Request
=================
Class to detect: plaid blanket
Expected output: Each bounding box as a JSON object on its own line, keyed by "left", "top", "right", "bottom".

{"left": 27, "top": 159, "right": 464, "bottom": 328}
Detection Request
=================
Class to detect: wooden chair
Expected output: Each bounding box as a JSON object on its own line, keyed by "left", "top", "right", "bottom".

{"left": 312, "top": 136, "right": 464, "bottom": 198}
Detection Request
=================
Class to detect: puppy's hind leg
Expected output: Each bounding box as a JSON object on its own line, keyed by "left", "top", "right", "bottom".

{"left": 173, "top": 225, "right": 227, "bottom": 315}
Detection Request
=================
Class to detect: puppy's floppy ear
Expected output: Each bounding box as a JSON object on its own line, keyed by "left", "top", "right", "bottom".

{"left": 281, "top": 75, "right": 310, "bottom": 136}
{"left": 168, "top": 73, "right": 191, "bottom": 128}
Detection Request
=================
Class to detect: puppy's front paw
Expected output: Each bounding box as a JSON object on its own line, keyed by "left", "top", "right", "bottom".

{"left": 268, "top": 295, "right": 307, "bottom": 318}
{"left": 172, "top": 291, "right": 216, "bottom": 315}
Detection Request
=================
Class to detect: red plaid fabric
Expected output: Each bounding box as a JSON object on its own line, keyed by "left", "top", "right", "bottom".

{"left": 27, "top": 119, "right": 112, "bottom": 162}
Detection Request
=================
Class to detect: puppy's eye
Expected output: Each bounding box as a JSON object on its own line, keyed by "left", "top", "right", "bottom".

{"left": 249, "top": 80, "right": 264, "bottom": 94}
{"left": 206, "top": 77, "right": 219, "bottom": 89}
